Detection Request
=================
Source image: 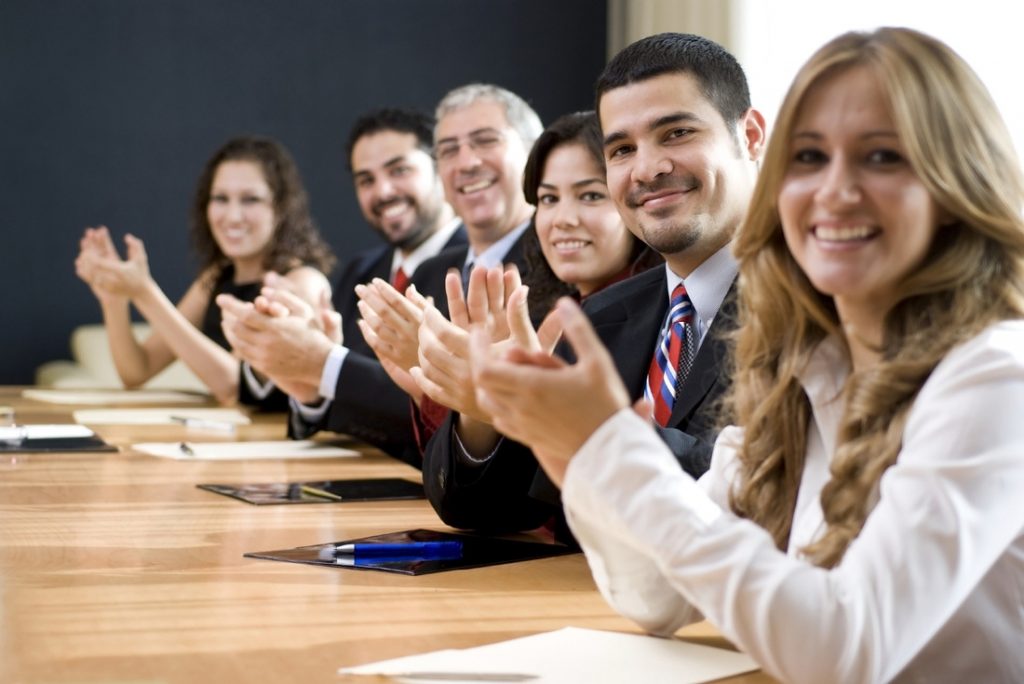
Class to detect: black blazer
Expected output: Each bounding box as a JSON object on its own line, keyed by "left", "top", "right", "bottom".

{"left": 332, "top": 227, "right": 468, "bottom": 356}
{"left": 422, "top": 266, "right": 737, "bottom": 535}
{"left": 292, "top": 226, "right": 530, "bottom": 468}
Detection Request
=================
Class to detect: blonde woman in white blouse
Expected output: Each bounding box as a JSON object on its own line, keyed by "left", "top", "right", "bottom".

{"left": 469, "top": 28, "right": 1024, "bottom": 683}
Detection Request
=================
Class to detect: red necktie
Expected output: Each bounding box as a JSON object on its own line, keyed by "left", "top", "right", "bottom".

{"left": 391, "top": 266, "right": 410, "bottom": 294}
{"left": 645, "top": 283, "right": 695, "bottom": 427}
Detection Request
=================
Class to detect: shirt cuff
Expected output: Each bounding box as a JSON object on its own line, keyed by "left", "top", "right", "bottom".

{"left": 289, "top": 395, "right": 331, "bottom": 424}
{"left": 452, "top": 417, "right": 505, "bottom": 466}
{"left": 241, "top": 362, "right": 276, "bottom": 400}
{"left": 318, "top": 345, "right": 348, "bottom": 401}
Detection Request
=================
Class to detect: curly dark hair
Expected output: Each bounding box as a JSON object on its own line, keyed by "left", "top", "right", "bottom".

{"left": 521, "top": 111, "right": 660, "bottom": 315}
{"left": 189, "top": 136, "right": 336, "bottom": 279}
{"left": 344, "top": 108, "right": 435, "bottom": 171}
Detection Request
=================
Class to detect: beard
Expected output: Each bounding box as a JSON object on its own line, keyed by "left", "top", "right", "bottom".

{"left": 624, "top": 174, "right": 705, "bottom": 256}
{"left": 372, "top": 195, "right": 444, "bottom": 250}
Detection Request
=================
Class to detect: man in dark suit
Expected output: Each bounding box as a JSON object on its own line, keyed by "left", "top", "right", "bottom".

{"left": 422, "top": 33, "right": 766, "bottom": 535}
{"left": 222, "top": 87, "right": 542, "bottom": 465}
{"left": 234, "top": 109, "right": 465, "bottom": 410}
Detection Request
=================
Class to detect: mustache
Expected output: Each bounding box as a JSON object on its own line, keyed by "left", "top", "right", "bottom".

{"left": 624, "top": 176, "right": 699, "bottom": 209}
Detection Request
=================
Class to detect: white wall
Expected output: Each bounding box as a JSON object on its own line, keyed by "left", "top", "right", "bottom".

{"left": 734, "top": 0, "right": 1024, "bottom": 159}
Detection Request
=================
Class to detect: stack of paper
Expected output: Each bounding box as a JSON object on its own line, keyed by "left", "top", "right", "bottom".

{"left": 73, "top": 408, "right": 251, "bottom": 426}
{"left": 339, "top": 627, "right": 758, "bottom": 683}
{"left": 133, "top": 440, "right": 361, "bottom": 461}
{"left": 23, "top": 389, "right": 207, "bottom": 405}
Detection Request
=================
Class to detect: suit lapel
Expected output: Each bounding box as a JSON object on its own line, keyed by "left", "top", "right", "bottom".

{"left": 589, "top": 269, "right": 669, "bottom": 399}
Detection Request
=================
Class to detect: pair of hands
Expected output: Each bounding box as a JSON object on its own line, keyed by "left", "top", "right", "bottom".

{"left": 217, "top": 272, "right": 340, "bottom": 404}
{"left": 358, "top": 266, "right": 638, "bottom": 486}
{"left": 75, "top": 226, "right": 154, "bottom": 304}
{"left": 357, "top": 265, "right": 560, "bottom": 422}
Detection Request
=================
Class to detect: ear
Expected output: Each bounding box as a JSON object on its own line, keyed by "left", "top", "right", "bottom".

{"left": 738, "top": 107, "right": 767, "bottom": 162}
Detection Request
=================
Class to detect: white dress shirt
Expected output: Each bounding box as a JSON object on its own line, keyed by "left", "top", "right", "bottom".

{"left": 563, "top": 320, "right": 1024, "bottom": 683}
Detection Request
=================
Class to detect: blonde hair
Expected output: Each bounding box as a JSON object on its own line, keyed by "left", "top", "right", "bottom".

{"left": 728, "top": 27, "right": 1024, "bottom": 567}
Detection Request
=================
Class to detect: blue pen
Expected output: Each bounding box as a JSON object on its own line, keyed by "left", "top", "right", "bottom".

{"left": 327, "top": 541, "right": 463, "bottom": 558}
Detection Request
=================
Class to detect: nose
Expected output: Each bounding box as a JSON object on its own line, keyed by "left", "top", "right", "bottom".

{"left": 376, "top": 177, "right": 396, "bottom": 201}
{"left": 552, "top": 199, "right": 580, "bottom": 229}
{"left": 454, "top": 142, "right": 482, "bottom": 171}
{"left": 225, "top": 198, "right": 244, "bottom": 221}
{"left": 815, "top": 156, "right": 862, "bottom": 209}
{"left": 631, "top": 143, "right": 672, "bottom": 184}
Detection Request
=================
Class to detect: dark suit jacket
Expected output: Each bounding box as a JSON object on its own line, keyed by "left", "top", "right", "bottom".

{"left": 422, "top": 266, "right": 737, "bottom": 535}
{"left": 292, "top": 226, "right": 530, "bottom": 468}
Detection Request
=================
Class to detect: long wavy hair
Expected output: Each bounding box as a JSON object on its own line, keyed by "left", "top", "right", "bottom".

{"left": 727, "top": 27, "right": 1024, "bottom": 567}
{"left": 189, "top": 136, "right": 335, "bottom": 282}
{"left": 520, "top": 111, "right": 660, "bottom": 314}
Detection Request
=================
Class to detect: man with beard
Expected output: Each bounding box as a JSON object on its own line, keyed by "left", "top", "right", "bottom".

{"left": 422, "top": 33, "right": 766, "bottom": 537}
{"left": 223, "top": 108, "right": 464, "bottom": 463}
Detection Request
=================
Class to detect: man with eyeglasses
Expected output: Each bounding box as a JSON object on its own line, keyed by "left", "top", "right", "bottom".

{"left": 413, "top": 83, "right": 542, "bottom": 286}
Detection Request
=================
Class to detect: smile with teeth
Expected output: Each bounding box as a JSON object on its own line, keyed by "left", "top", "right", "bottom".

{"left": 459, "top": 178, "right": 496, "bottom": 194}
{"left": 379, "top": 201, "right": 410, "bottom": 218}
{"left": 813, "top": 225, "right": 878, "bottom": 241}
{"left": 552, "top": 239, "right": 590, "bottom": 251}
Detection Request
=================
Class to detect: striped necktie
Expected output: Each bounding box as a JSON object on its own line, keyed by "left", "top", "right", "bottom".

{"left": 645, "top": 283, "right": 696, "bottom": 427}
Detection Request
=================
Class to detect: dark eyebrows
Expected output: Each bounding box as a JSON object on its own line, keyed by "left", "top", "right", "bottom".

{"left": 603, "top": 111, "right": 703, "bottom": 149}
{"left": 538, "top": 177, "right": 605, "bottom": 191}
{"left": 790, "top": 130, "right": 900, "bottom": 142}
{"left": 382, "top": 155, "right": 409, "bottom": 169}
{"left": 650, "top": 112, "right": 701, "bottom": 131}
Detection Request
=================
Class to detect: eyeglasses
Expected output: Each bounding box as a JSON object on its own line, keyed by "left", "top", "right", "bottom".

{"left": 434, "top": 129, "right": 507, "bottom": 162}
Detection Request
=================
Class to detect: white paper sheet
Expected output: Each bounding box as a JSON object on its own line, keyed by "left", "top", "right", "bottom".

{"left": 73, "top": 408, "right": 251, "bottom": 426}
{"left": 133, "top": 440, "right": 361, "bottom": 461}
{"left": 24, "top": 389, "right": 208, "bottom": 405}
{"left": 339, "top": 627, "right": 758, "bottom": 684}
{"left": 0, "top": 424, "right": 96, "bottom": 440}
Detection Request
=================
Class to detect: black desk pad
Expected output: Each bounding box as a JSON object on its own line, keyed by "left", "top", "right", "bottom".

{"left": 0, "top": 436, "right": 117, "bottom": 453}
{"left": 244, "top": 528, "right": 577, "bottom": 575}
{"left": 197, "top": 478, "right": 425, "bottom": 505}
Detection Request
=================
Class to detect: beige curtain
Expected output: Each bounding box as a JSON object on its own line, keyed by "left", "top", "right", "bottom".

{"left": 607, "top": 0, "right": 741, "bottom": 58}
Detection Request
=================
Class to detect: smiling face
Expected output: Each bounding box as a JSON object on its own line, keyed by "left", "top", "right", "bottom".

{"left": 599, "top": 72, "right": 762, "bottom": 276}
{"left": 206, "top": 160, "right": 276, "bottom": 272}
{"left": 778, "top": 64, "right": 941, "bottom": 335}
{"left": 351, "top": 130, "right": 447, "bottom": 250}
{"left": 435, "top": 100, "right": 532, "bottom": 246}
{"left": 534, "top": 142, "right": 633, "bottom": 296}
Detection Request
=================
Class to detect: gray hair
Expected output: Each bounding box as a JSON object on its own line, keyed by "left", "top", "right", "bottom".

{"left": 435, "top": 83, "right": 544, "bottom": 150}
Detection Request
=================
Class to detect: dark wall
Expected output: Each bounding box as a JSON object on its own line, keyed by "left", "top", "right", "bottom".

{"left": 0, "top": 0, "right": 607, "bottom": 383}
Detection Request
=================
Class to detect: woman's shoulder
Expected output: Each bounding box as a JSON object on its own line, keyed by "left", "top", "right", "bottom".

{"left": 941, "top": 319, "right": 1024, "bottom": 372}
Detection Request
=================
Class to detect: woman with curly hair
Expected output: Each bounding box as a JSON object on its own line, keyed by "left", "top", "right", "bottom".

{"left": 75, "top": 136, "right": 335, "bottom": 405}
{"left": 470, "top": 28, "right": 1024, "bottom": 682}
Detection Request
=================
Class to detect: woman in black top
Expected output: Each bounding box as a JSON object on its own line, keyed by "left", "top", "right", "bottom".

{"left": 75, "top": 136, "right": 335, "bottom": 404}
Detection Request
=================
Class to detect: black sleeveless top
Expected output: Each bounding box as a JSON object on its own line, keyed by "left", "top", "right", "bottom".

{"left": 200, "top": 264, "right": 262, "bottom": 351}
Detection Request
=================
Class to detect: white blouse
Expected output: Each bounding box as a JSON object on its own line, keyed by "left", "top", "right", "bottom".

{"left": 563, "top": 321, "right": 1024, "bottom": 683}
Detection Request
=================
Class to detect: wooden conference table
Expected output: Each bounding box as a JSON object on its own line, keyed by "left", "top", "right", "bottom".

{"left": 0, "top": 388, "right": 771, "bottom": 683}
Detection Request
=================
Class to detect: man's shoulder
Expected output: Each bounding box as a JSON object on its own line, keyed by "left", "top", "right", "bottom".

{"left": 337, "top": 244, "right": 393, "bottom": 281}
{"left": 583, "top": 267, "right": 665, "bottom": 318}
{"left": 412, "top": 244, "right": 469, "bottom": 281}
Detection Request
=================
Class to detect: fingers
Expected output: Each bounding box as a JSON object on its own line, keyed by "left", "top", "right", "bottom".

{"left": 555, "top": 297, "right": 610, "bottom": 368}
{"left": 405, "top": 284, "right": 429, "bottom": 310}
{"left": 535, "top": 307, "right": 564, "bottom": 354}
{"left": 322, "top": 309, "right": 342, "bottom": 344}
{"left": 484, "top": 266, "right": 505, "bottom": 321}
{"left": 464, "top": 266, "right": 489, "bottom": 327}
{"left": 445, "top": 270, "right": 468, "bottom": 329}
{"left": 253, "top": 294, "right": 290, "bottom": 318}
{"left": 260, "top": 286, "right": 313, "bottom": 318}
{"left": 506, "top": 285, "right": 540, "bottom": 351}
{"left": 124, "top": 233, "right": 148, "bottom": 264}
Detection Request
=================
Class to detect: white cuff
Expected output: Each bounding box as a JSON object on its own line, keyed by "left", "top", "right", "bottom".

{"left": 318, "top": 345, "right": 348, "bottom": 401}
{"left": 241, "top": 362, "right": 276, "bottom": 400}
